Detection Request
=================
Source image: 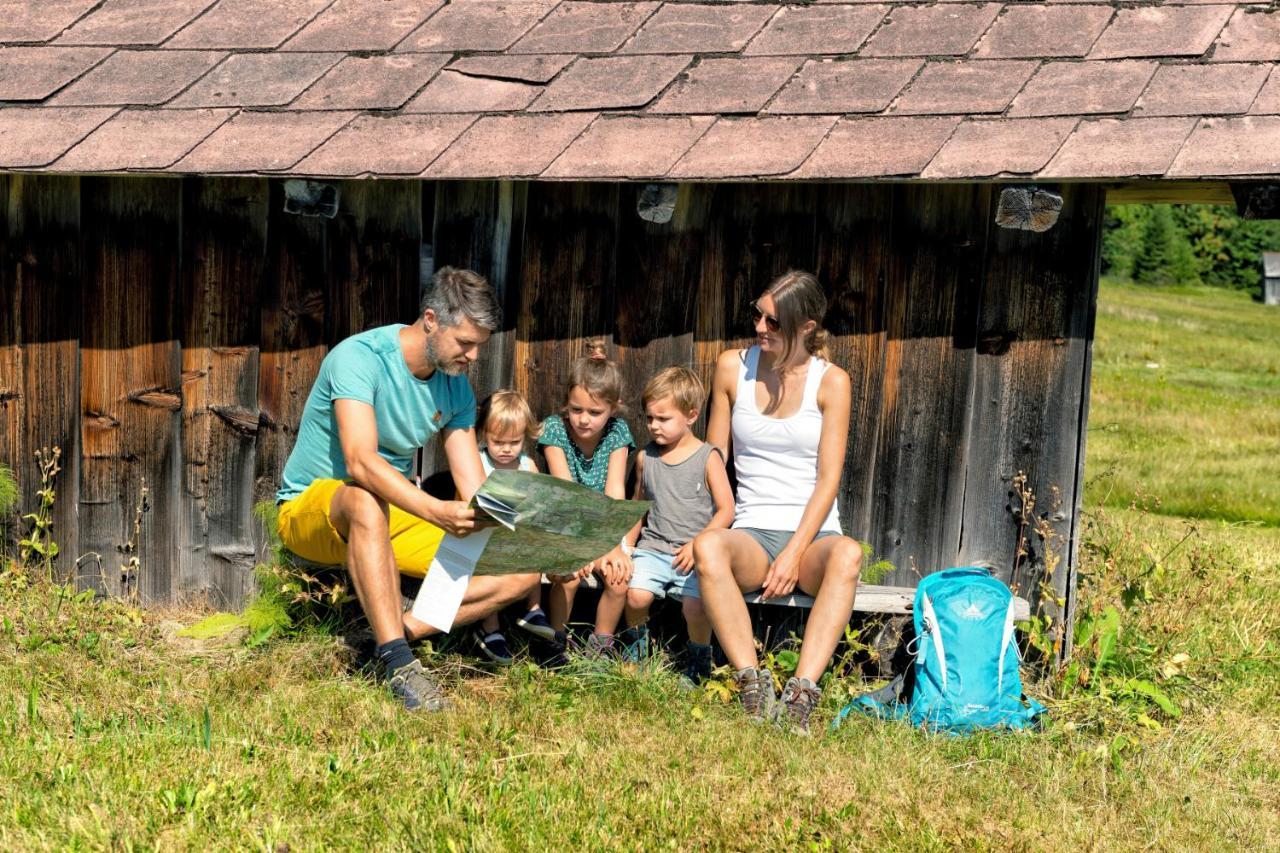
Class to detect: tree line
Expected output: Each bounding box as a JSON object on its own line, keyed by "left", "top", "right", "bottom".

{"left": 1102, "top": 205, "right": 1280, "bottom": 290}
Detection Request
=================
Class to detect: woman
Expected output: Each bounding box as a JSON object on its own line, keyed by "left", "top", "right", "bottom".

{"left": 693, "top": 270, "right": 862, "bottom": 734}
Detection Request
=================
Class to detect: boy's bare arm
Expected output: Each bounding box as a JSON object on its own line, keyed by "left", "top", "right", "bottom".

{"left": 622, "top": 452, "right": 647, "bottom": 549}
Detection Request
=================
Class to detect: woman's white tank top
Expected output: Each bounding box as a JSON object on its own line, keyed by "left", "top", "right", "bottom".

{"left": 730, "top": 346, "right": 842, "bottom": 534}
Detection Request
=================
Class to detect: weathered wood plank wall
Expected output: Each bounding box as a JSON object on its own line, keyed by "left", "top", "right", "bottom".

{"left": 0, "top": 176, "right": 1103, "bottom": 613}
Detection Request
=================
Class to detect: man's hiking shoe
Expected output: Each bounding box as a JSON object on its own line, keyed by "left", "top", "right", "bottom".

{"left": 515, "top": 608, "right": 556, "bottom": 641}
{"left": 476, "top": 630, "right": 514, "bottom": 666}
{"left": 618, "top": 625, "right": 650, "bottom": 663}
{"left": 386, "top": 659, "right": 451, "bottom": 712}
{"left": 733, "top": 666, "right": 777, "bottom": 721}
{"left": 778, "top": 676, "right": 822, "bottom": 735}
{"left": 679, "top": 642, "right": 714, "bottom": 689}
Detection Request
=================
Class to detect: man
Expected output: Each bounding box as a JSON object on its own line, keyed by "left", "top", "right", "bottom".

{"left": 275, "top": 266, "right": 538, "bottom": 711}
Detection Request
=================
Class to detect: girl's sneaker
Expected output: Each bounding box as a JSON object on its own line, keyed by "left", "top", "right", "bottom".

{"left": 475, "top": 630, "right": 514, "bottom": 666}
{"left": 515, "top": 607, "right": 556, "bottom": 641}
{"left": 585, "top": 632, "right": 616, "bottom": 658}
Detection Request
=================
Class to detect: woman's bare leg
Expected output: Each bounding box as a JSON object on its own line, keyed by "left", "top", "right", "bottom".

{"left": 793, "top": 536, "right": 862, "bottom": 683}
{"left": 692, "top": 529, "right": 770, "bottom": 670}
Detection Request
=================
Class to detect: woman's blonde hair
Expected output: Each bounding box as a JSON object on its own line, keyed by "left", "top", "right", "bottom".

{"left": 478, "top": 389, "right": 540, "bottom": 441}
{"left": 564, "top": 338, "right": 624, "bottom": 412}
{"left": 642, "top": 367, "right": 705, "bottom": 414}
{"left": 763, "top": 270, "right": 831, "bottom": 364}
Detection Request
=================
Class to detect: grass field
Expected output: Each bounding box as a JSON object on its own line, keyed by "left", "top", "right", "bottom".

{"left": 1086, "top": 280, "right": 1280, "bottom": 525}
{"left": 2, "top": 280, "right": 1279, "bottom": 850}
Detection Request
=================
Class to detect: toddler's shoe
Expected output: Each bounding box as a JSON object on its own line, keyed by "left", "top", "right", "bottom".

{"left": 515, "top": 607, "right": 556, "bottom": 641}
{"left": 475, "top": 630, "right": 514, "bottom": 666}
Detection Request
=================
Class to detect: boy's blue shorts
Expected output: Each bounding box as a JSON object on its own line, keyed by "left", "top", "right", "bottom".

{"left": 630, "top": 548, "right": 700, "bottom": 600}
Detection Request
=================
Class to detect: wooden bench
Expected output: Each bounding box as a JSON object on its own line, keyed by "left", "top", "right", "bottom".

{"left": 727, "top": 584, "right": 1032, "bottom": 620}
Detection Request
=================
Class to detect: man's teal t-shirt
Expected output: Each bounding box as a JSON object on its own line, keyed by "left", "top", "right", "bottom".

{"left": 276, "top": 324, "right": 477, "bottom": 502}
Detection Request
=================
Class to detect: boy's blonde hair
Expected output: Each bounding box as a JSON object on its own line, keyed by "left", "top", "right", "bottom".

{"left": 564, "top": 338, "right": 624, "bottom": 411}
{"left": 478, "top": 389, "right": 539, "bottom": 441}
{"left": 642, "top": 366, "right": 705, "bottom": 414}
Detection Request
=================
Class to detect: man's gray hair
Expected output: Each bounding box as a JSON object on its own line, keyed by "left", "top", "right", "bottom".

{"left": 421, "top": 266, "right": 501, "bottom": 331}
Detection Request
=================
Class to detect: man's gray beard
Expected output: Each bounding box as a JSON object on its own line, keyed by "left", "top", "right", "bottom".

{"left": 426, "top": 334, "right": 466, "bottom": 376}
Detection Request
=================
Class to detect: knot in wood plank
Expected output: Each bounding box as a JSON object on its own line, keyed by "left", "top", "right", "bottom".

{"left": 127, "top": 387, "right": 182, "bottom": 411}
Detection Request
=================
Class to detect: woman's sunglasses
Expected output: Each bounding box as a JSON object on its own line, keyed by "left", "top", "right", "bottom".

{"left": 750, "top": 300, "right": 781, "bottom": 333}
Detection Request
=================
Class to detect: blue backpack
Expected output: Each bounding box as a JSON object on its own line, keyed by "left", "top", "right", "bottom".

{"left": 836, "top": 567, "right": 1045, "bottom": 734}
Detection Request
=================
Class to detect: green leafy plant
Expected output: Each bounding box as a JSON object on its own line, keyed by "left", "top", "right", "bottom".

{"left": 19, "top": 447, "right": 61, "bottom": 578}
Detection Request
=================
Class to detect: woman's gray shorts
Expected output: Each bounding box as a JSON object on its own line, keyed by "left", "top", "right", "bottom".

{"left": 737, "top": 527, "right": 842, "bottom": 563}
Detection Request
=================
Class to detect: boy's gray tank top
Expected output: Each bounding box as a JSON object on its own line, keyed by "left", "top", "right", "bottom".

{"left": 635, "top": 442, "right": 717, "bottom": 555}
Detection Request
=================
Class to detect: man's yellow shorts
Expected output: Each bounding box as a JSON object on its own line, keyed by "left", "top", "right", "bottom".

{"left": 277, "top": 479, "right": 444, "bottom": 578}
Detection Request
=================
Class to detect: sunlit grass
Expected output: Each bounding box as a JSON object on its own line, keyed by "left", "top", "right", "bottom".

{"left": 1086, "top": 279, "right": 1280, "bottom": 525}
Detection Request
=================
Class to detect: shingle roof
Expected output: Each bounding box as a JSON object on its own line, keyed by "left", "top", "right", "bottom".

{"left": 0, "top": 0, "right": 1277, "bottom": 181}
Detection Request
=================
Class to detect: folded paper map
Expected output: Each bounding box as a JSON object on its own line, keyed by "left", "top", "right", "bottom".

{"left": 469, "top": 469, "right": 650, "bottom": 576}
{"left": 412, "top": 470, "right": 649, "bottom": 631}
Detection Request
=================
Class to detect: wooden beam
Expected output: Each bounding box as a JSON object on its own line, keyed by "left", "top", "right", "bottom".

{"left": 1104, "top": 181, "right": 1233, "bottom": 205}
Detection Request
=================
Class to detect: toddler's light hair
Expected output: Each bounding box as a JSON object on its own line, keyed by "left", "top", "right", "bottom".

{"left": 642, "top": 366, "right": 705, "bottom": 414}
{"left": 478, "top": 389, "right": 540, "bottom": 441}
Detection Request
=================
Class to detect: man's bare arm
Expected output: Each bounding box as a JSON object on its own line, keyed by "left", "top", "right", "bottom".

{"left": 442, "top": 426, "right": 487, "bottom": 502}
{"left": 334, "top": 399, "right": 479, "bottom": 537}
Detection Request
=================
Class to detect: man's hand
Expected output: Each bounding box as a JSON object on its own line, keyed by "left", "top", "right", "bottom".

{"left": 428, "top": 500, "right": 485, "bottom": 537}
{"left": 673, "top": 542, "right": 696, "bottom": 574}
{"left": 761, "top": 547, "right": 802, "bottom": 599}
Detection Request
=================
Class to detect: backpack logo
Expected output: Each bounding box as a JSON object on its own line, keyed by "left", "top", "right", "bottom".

{"left": 959, "top": 602, "right": 988, "bottom": 621}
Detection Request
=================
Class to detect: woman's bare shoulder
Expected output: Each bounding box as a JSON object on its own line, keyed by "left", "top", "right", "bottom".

{"left": 817, "top": 361, "right": 852, "bottom": 405}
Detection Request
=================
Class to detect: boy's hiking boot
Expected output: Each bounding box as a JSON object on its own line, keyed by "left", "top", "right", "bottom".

{"left": 778, "top": 676, "right": 822, "bottom": 735}
{"left": 733, "top": 666, "right": 777, "bottom": 722}
{"left": 618, "top": 625, "right": 650, "bottom": 663}
{"left": 679, "top": 642, "right": 713, "bottom": 689}
{"left": 476, "top": 630, "right": 514, "bottom": 666}
{"left": 386, "top": 659, "right": 451, "bottom": 712}
{"left": 516, "top": 607, "right": 556, "bottom": 641}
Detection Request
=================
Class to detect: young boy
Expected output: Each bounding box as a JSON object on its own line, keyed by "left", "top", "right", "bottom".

{"left": 611, "top": 367, "right": 734, "bottom": 684}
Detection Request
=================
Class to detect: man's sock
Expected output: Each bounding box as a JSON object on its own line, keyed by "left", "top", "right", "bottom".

{"left": 377, "top": 637, "right": 416, "bottom": 673}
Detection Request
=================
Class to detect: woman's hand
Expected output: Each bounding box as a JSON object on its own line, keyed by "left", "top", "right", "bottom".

{"left": 761, "top": 547, "right": 802, "bottom": 599}
{"left": 673, "top": 542, "right": 696, "bottom": 574}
